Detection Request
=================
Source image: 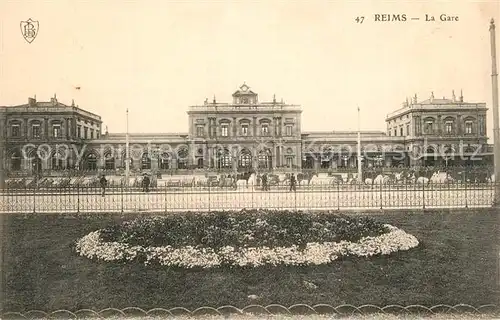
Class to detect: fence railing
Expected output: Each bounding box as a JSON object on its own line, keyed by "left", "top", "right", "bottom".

{"left": 2, "top": 304, "right": 498, "bottom": 319}
{"left": 1, "top": 181, "right": 497, "bottom": 213}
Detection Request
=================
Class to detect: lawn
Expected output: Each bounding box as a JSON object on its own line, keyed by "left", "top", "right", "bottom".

{"left": 2, "top": 209, "right": 500, "bottom": 313}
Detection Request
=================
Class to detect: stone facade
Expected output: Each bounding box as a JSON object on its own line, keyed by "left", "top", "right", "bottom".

{"left": 0, "top": 85, "right": 494, "bottom": 176}
{"left": 386, "top": 91, "right": 490, "bottom": 166}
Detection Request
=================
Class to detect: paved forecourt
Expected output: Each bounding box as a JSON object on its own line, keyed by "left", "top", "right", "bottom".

{"left": 1, "top": 186, "right": 494, "bottom": 213}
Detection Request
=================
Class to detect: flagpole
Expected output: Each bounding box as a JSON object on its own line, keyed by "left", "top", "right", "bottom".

{"left": 357, "top": 106, "right": 363, "bottom": 183}
{"left": 125, "top": 109, "right": 130, "bottom": 187}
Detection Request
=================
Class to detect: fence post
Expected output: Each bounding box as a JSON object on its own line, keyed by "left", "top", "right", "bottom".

{"left": 464, "top": 178, "right": 468, "bottom": 209}
{"left": 164, "top": 181, "right": 167, "bottom": 213}
{"left": 120, "top": 182, "right": 124, "bottom": 213}
{"left": 379, "top": 181, "right": 383, "bottom": 210}
{"left": 337, "top": 182, "right": 340, "bottom": 211}
{"left": 422, "top": 180, "right": 425, "bottom": 210}
{"left": 77, "top": 184, "right": 80, "bottom": 214}
{"left": 33, "top": 184, "right": 36, "bottom": 214}
{"left": 208, "top": 183, "right": 211, "bottom": 213}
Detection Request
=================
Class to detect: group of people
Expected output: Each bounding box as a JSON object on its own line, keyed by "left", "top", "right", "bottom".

{"left": 260, "top": 172, "right": 296, "bottom": 192}
{"left": 99, "top": 174, "right": 151, "bottom": 196}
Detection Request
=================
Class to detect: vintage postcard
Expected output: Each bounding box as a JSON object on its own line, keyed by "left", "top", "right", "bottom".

{"left": 1, "top": 1, "right": 499, "bottom": 319}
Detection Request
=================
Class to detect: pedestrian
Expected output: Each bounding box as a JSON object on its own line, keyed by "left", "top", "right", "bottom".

{"left": 262, "top": 173, "right": 268, "bottom": 191}
{"left": 100, "top": 174, "right": 107, "bottom": 197}
{"left": 143, "top": 174, "right": 150, "bottom": 192}
{"left": 290, "top": 173, "right": 297, "bottom": 192}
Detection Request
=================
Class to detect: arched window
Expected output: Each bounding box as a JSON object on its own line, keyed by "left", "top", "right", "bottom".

{"left": 158, "top": 152, "right": 171, "bottom": 170}
{"left": 238, "top": 149, "right": 252, "bottom": 169}
{"left": 10, "top": 150, "right": 22, "bottom": 171}
{"left": 141, "top": 153, "right": 151, "bottom": 169}
{"left": 217, "top": 148, "right": 231, "bottom": 169}
{"left": 85, "top": 153, "right": 98, "bottom": 171}
{"left": 51, "top": 153, "right": 64, "bottom": 170}
{"left": 258, "top": 149, "right": 272, "bottom": 169}
{"left": 104, "top": 151, "right": 115, "bottom": 170}
{"left": 197, "top": 158, "right": 204, "bottom": 169}
{"left": 177, "top": 148, "right": 189, "bottom": 169}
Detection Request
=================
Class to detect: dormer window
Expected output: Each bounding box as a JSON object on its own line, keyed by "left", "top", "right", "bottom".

{"left": 241, "top": 97, "right": 249, "bottom": 104}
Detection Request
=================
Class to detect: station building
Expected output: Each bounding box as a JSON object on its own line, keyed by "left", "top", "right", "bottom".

{"left": 0, "top": 84, "right": 493, "bottom": 176}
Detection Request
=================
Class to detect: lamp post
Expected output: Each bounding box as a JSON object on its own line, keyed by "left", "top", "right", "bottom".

{"left": 0, "top": 108, "right": 5, "bottom": 189}
{"left": 125, "top": 109, "right": 130, "bottom": 187}
{"left": 490, "top": 19, "right": 500, "bottom": 206}
{"left": 357, "top": 106, "right": 363, "bottom": 183}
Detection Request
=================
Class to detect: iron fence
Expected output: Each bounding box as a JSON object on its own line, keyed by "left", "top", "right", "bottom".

{"left": 1, "top": 181, "right": 498, "bottom": 213}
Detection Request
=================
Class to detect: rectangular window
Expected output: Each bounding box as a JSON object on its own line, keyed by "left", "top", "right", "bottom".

{"left": 241, "top": 125, "right": 248, "bottom": 136}
{"left": 221, "top": 125, "right": 229, "bottom": 137}
{"left": 196, "top": 126, "right": 204, "bottom": 137}
{"left": 53, "top": 124, "right": 61, "bottom": 138}
{"left": 388, "top": 130, "right": 391, "bottom": 136}
{"left": 32, "top": 124, "right": 41, "bottom": 138}
{"left": 286, "top": 157, "right": 293, "bottom": 168}
{"left": 84, "top": 127, "right": 88, "bottom": 139}
{"left": 406, "top": 124, "right": 410, "bottom": 136}
{"left": 261, "top": 124, "right": 269, "bottom": 136}
{"left": 425, "top": 121, "right": 433, "bottom": 134}
{"left": 400, "top": 127, "right": 403, "bottom": 136}
{"left": 11, "top": 124, "right": 20, "bottom": 137}
{"left": 90, "top": 129, "right": 94, "bottom": 139}
{"left": 445, "top": 121, "right": 453, "bottom": 134}
{"left": 97, "top": 131, "right": 100, "bottom": 139}
{"left": 394, "top": 129, "right": 397, "bottom": 136}
{"left": 77, "top": 126, "right": 81, "bottom": 138}
{"left": 286, "top": 125, "right": 292, "bottom": 136}
{"left": 465, "top": 121, "right": 473, "bottom": 134}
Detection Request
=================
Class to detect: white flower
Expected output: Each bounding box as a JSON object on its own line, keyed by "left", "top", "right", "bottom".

{"left": 75, "top": 224, "right": 419, "bottom": 268}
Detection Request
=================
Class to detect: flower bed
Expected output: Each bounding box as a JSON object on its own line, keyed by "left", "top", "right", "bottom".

{"left": 75, "top": 210, "right": 419, "bottom": 268}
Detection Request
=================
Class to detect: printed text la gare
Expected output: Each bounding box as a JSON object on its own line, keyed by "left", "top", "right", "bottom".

{"left": 373, "top": 14, "right": 459, "bottom": 22}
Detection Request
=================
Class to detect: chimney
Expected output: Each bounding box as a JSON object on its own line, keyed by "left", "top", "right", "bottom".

{"left": 71, "top": 99, "right": 75, "bottom": 107}
{"left": 459, "top": 89, "right": 464, "bottom": 102}
{"left": 452, "top": 90, "right": 456, "bottom": 102}
{"left": 430, "top": 91, "right": 434, "bottom": 102}
{"left": 28, "top": 96, "right": 36, "bottom": 107}
{"left": 413, "top": 94, "right": 418, "bottom": 104}
{"left": 50, "top": 93, "right": 58, "bottom": 105}
{"left": 213, "top": 95, "right": 216, "bottom": 104}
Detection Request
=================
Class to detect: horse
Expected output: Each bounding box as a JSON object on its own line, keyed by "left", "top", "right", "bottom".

{"left": 430, "top": 170, "right": 454, "bottom": 184}
{"left": 236, "top": 172, "right": 256, "bottom": 189}
{"left": 297, "top": 172, "right": 318, "bottom": 185}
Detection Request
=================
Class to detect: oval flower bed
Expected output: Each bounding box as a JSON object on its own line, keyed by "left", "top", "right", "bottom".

{"left": 75, "top": 210, "right": 419, "bottom": 268}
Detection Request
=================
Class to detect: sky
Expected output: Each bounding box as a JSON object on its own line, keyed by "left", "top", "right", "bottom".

{"left": 1, "top": 0, "right": 499, "bottom": 138}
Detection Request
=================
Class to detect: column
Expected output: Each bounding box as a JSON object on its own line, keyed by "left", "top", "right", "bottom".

{"left": 44, "top": 117, "right": 49, "bottom": 140}
{"left": 272, "top": 146, "right": 277, "bottom": 168}
{"left": 24, "top": 118, "right": 28, "bottom": 138}
{"left": 253, "top": 117, "right": 257, "bottom": 136}
{"left": 66, "top": 118, "right": 71, "bottom": 139}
